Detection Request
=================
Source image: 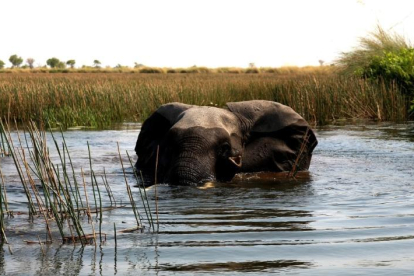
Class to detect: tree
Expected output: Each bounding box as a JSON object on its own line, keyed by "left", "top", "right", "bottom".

{"left": 46, "top": 57, "right": 60, "bottom": 68}
{"left": 0, "top": 60, "right": 5, "bottom": 69}
{"left": 26, "top": 58, "right": 35, "bottom": 69}
{"left": 66, "top": 59, "right": 76, "bottom": 68}
{"left": 9, "top": 54, "right": 23, "bottom": 68}
{"left": 93, "top": 60, "right": 101, "bottom": 68}
{"left": 56, "top": 61, "right": 66, "bottom": 69}
{"left": 318, "top": 60, "right": 325, "bottom": 66}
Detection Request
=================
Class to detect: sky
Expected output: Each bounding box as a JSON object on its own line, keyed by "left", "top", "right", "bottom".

{"left": 1, "top": 0, "right": 413, "bottom": 68}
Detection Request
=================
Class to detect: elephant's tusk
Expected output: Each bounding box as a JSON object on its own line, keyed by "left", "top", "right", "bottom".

{"left": 229, "top": 156, "right": 242, "bottom": 168}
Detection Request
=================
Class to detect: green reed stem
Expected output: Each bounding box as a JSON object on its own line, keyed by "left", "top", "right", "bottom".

{"left": 60, "top": 128, "right": 84, "bottom": 209}
{"left": 49, "top": 128, "right": 79, "bottom": 212}
{"left": 0, "top": 124, "right": 7, "bottom": 156}
{"left": 126, "top": 184, "right": 141, "bottom": 228}
{"left": 81, "top": 168, "right": 97, "bottom": 245}
{"left": 0, "top": 120, "right": 36, "bottom": 215}
{"left": 87, "top": 141, "right": 99, "bottom": 215}
{"left": 126, "top": 151, "right": 154, "bottom": 229}
{"left": 92, "top": 171, "right": 103, "bottom": 244}
{"left": 28, "top": 148, "right": 54, "bottom": 241}
{"left": 50, "top": 162, "right": 86, "bottom": 245}
{"left": 0, "top": 174, "right": 7, "bottom": 243}
{"left": 117, "top": 142, "right": 141, "bottom": 228}
{"left": 0, "top": 167, "right": 9, "bottom": 214}
{"left": 154, "top": 145, "right": 160, "bottom": 232}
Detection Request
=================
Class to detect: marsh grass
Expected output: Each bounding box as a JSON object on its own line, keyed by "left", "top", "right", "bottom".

{"left": 0, "top": 71, "right": 410, "bottom": 128}
{"left": 0, "top": 119, "right": 155, "bottom": 245}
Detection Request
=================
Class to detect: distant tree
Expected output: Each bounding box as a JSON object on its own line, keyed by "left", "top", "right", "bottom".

{"left": 66, "top": 59, "right": 76, "bottom": 68}
{"left": 0, "top": 60, "right": 5, "bottom": 69}
{"left": 318, "top": 60, "right": 325, "bottom": 66}
{"left": 9, "top": 54, "right": 23, "bottom": 68}
{"left": 26, "top": 58, "right": 35, "bottom": 69}
{"left": 93, "top": 60, "right": 101, "bottom": 68}
{"left": 46, "top": 57, "right": 60, "bottom": 68}
{"left": 56, "top": 61, "right": 66, "bottom": 69}
{"left": 248, "top": 62, "right": 256, "bottom": 68}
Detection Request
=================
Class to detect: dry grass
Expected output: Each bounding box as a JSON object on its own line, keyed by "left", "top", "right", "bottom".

{"left": 0, "top": 70, "right": 409, "bottom": 128}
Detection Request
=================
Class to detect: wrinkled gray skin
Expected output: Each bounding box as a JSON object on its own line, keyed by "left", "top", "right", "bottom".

{"left": 135, "top": 100, "right": 317, "bottom": 186}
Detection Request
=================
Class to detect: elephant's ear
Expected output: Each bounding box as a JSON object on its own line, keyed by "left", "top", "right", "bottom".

{"left": 226, "top": 100, "right": 317, "bottom": 172}
{"left": 135, "top": 102, "right": 193, "bottom": 167}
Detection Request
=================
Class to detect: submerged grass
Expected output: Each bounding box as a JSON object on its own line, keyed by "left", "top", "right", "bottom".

{"left": 0, "top": 71, "right": 410, "bottom": 128}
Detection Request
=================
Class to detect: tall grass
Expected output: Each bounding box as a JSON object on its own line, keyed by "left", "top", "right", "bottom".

{"left": 0, "top": 71, "right": 410, "bottom": 128}
{"left": 0, "top": 120, "right": 155, "bottom": 244}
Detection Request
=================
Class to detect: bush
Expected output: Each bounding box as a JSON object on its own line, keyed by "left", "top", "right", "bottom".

{"left": 362, "top": 48, "right": 414, "bottom": 95}
{"left": 138, "top": 67, "right": 165, "bottom": 73}
{"left": 245, "top": 68, "right": 260, "bottom": 74}
{"left": 337, "top": 25, "right": 414, "bottom": 115}
{"left": 336, "top": 25, "right": 410, "bottom": 75}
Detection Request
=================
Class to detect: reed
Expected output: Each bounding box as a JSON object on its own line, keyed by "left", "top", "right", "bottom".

{"left": 0, "top": 169, "right": 7, "bottom": 244}
{"left": 102, "top": 168, "right": 115, "bottom": 207}
{"left": 0, "top": 120, "right": 155, "bottom": 246}
{"left": 113, "top": 222, "right": 117, "bottom": 249}
{"left": 0, "top": 120, "right": 37, "bottom": 215}
{"left": 1, "top": 124, "right": 10, "bottom": 157}
{"left": 0, "top": 167, "right": 9, "bottom": 215}
{"left": 126, "top": 152, "right": 154, "bottom": 230}
{"left": 60, "top": 129, "right": 84, "bottom": 210}
{"left": 154, "top": 145, "right": 159, "bottom": 232}
{"left": 0, "top": 72, "right": 410, "bottom": 129}
{"left": 92, "top": 171, "right": 103, "bottom": 244}
{"left": 87, "top": 142, "right": 99, "bottom": 215}
{"left": 117, "top": 143, "right": 142, "bottom": 230}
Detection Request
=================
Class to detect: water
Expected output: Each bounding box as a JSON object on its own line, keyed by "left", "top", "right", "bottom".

{"left": 1, "top": 122, "right": 414, "bottom": 275}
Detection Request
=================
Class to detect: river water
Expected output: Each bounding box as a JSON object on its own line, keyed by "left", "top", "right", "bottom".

{"left": 0, "top": 122, "right": 413, "bottom": 275}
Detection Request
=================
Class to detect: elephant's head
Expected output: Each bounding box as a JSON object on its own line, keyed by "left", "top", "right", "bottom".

{"left": 135, "top": 100, "right": 317, "bottom": 186}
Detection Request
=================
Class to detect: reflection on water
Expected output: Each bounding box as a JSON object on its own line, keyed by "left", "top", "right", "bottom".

{"left": 156, "top": 260, "right": 313, "bottom": 272}
{"left": 1, "top": 122, "right": 414, "bottom": 275}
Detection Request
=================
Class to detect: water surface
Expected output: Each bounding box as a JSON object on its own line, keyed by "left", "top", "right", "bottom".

{"left": 1, "top": 122, "right": 413, "bottom": 275}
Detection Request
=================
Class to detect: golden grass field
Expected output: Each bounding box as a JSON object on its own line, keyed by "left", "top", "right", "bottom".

{"left": 0, "top": 68, "right": 409, "bottom": 128}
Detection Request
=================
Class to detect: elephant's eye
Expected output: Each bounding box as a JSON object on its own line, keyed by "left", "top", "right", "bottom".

{"left": 220, "top": 142, "right": 231, "bottom": 156}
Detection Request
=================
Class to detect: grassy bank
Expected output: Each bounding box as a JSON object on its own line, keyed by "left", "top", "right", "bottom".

{"left": 0, "top": 72, "right": 409, "bottom": 128}
{"left": 0, "top": 65, "right": 331, "bottom": 75}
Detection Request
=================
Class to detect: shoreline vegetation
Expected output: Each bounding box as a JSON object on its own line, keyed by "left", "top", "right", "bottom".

{"left": 0, "top": 69, "right": 411, "bottom": 128}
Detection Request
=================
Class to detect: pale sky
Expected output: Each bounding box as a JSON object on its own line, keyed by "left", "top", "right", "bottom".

{"left": 0, "top": 0, "right": 413, "bottom": 68}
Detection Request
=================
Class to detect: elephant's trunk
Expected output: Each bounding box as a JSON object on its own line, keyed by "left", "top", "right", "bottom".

{"left": 168, "top": 152, "right": 214, "bottom": 186}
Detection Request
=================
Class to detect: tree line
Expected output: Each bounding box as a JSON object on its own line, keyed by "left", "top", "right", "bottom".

{"left": 0, "top": 55, "right": 105, "bottom": 69}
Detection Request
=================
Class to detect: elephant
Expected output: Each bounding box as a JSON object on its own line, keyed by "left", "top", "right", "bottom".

{"left": 135, "top": 100, "right": 317, "bottom": 186}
